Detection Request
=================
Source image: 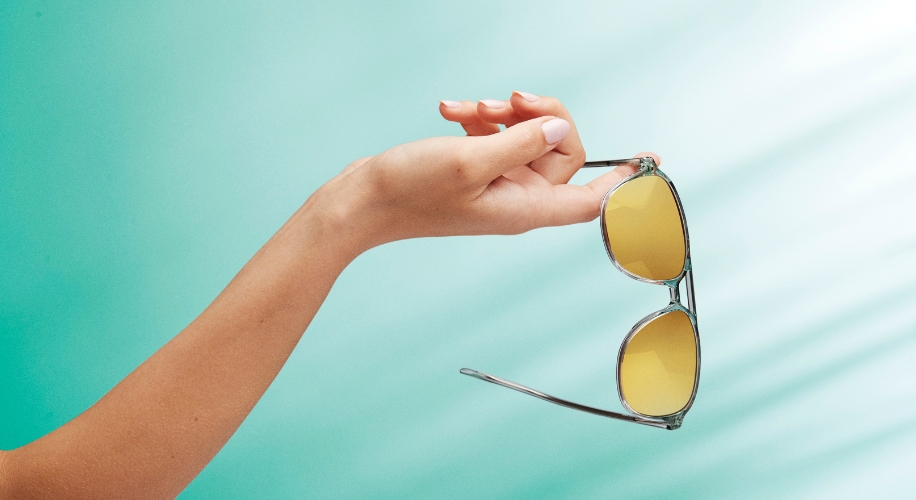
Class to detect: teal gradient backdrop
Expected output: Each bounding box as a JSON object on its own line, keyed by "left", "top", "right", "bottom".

{"left": 3, "top": 0, "right": 916, "bottom": 497}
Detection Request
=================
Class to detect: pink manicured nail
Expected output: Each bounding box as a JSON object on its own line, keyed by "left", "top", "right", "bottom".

{"left": 541, "top": 118, "right": 570, "bottom": 145}
{"left": 514, "top": 91, "right": 539, "bottom": 102}
{"left": 480, "top": 99, "right": 506, "bottom": 109}
{"left": 440, "top": 100, "right": 461, "bottom": 108}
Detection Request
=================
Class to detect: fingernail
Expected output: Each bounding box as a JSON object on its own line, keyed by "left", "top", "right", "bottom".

{"left": 440, "top": 100, "right": 461, "bottom": 108}
{"left": 514, "top": 91, "right": 539, "bottom": 102}
{"left": 541, "top": 118, "right": 570, "bottom": 145}
{"left": 480, "top": 99, "right": 506, "bottom": 109}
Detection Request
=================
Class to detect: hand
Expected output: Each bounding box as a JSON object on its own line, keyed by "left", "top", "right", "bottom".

{"left": 311, "top": 91, "right": 660, "bottom": 257}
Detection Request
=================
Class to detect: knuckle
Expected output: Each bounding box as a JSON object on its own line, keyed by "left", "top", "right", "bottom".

{"left": 452, "top": 142, "right": 475, "bottom": 171}
{"left": 570, "top": 148, "right": 586, "bottom": 166}
{"left": 448, "top": 139, "right": 482, "bottom": 186}
{"left": 540, "top": 95, "right": 566, "bottom": 112}
{"left": 452, "top": 140, "right": 474, "bottom": 168}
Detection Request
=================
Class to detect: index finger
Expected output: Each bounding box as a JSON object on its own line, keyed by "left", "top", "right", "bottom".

{"left": 509, "top": 92, "right": 585, "bottom": 184}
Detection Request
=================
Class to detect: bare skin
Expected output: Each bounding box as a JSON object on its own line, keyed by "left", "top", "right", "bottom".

{"left": 0, "top": 92, "right": 659, "bottom": 499}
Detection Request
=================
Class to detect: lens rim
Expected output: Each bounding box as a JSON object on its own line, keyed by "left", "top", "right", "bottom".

{"left": 600, "top": 160, "right": 691, "bottom": 287}
{"left": 616, "top": 303, "right": 701, "bottom": 419}
{"left": 601, "top": 157, "right": 701, "bottom": 427}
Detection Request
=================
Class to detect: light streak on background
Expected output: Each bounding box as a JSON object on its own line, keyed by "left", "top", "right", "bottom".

{"left": 2, "top": 0, "right": 914, "bottom": 497}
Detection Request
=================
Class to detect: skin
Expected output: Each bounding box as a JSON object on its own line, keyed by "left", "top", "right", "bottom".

{"left": 0, "top": 92, "right": 660, "bottom": 499}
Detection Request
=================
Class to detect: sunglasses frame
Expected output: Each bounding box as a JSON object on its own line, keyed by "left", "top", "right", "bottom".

{"left": 461, "top": 157, "right": 700, "bottom": 431}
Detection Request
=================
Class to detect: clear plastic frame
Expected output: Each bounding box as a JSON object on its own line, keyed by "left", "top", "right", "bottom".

{"left": 461, "top": 157, "right": 700, "bottom": 430}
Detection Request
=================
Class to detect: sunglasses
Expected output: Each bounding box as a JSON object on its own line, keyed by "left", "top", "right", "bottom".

{"left": 461, "top": 157, "right": 700, "bottom": 430}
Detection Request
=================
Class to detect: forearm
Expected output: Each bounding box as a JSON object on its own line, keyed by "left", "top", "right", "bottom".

{"left": 2, "top": 183, "right": 364, "bottom": 499}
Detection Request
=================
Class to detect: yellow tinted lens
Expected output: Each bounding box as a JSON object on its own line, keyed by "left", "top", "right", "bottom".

{"left": 604, "top": 175, "right": 686, "bottom": 281}
{"left": 619, "top": 310, "right": 696, "bottom": 416}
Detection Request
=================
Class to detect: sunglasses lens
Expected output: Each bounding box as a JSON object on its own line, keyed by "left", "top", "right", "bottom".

{"left": 619, "top": 310, "right": 697, "bottom": 417}
{"left": 603, "top": 175, "right": 686, "bottom": 281}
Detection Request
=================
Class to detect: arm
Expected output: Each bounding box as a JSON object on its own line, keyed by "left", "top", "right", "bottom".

{"left": 0, "top": 192, "right": 359, "bottom": 499}
{"left": 0, "top": 92, "right": 653, "bottom": 499}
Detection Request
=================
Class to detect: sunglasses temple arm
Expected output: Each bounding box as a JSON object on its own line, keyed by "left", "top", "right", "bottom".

{"left": 459, "top": 368, "right": 671, "bottom": 430}
{"left": 581, "top": 159, "right": 644, "bottom": 168}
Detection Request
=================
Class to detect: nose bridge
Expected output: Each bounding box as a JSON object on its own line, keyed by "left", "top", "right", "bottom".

{"left": 669, "top": 282, "right": 680, "bottom": 305}
{"left": 684, "top": 265, "right": 696, "bottom": 316}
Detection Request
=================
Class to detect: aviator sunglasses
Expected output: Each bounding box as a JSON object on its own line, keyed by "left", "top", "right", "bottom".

{"left": 461, "top": 157, "right": 700, "bottom": 430}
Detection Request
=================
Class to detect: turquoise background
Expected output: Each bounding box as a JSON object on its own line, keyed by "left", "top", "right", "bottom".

{"left": 3, "top": 0, "right": 916, "bottom": 497}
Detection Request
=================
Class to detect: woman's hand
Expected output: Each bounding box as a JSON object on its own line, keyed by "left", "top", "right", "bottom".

{"left": 311, "top": 91, "right": 660, "bottom": 258}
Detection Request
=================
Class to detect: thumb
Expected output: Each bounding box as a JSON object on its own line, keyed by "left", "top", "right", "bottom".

{"left": 461, "top": 116, "right": 570, "bottom": 182}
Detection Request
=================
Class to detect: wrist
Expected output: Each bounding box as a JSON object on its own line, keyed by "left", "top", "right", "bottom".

{"left": 289, "top": 175, "right": 383, "bottom": 269}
